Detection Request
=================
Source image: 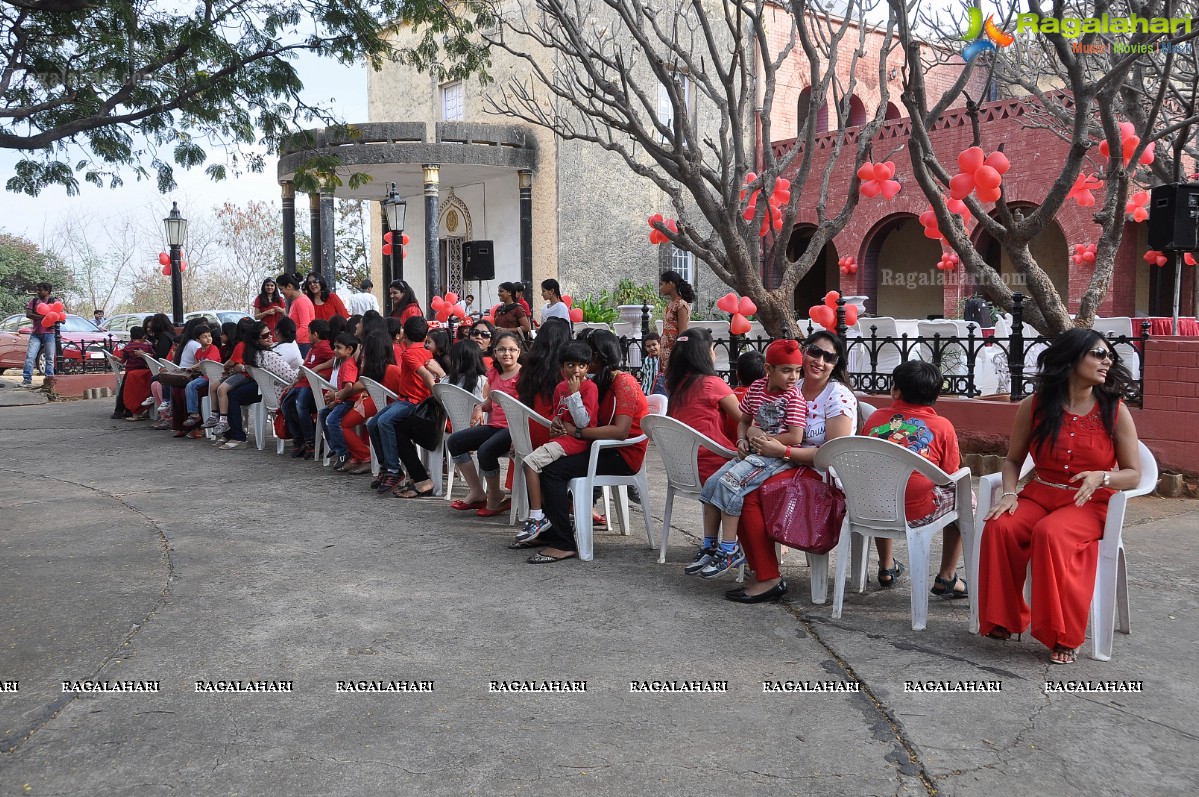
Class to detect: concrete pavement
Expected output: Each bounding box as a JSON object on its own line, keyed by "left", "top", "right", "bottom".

{"left": 1, "top": 398, "right": 1197, "bottom": 796}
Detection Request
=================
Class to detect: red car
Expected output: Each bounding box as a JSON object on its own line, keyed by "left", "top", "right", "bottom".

{"left": 0, "top": 313, "right": 123, "bottom": 373}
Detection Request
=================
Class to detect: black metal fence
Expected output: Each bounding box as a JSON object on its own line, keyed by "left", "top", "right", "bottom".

{"left": 51, "top": 332, "right": 124, "bottom": 375}
{"left": 617, "top": 293, "right": 1149, "bottom": 406}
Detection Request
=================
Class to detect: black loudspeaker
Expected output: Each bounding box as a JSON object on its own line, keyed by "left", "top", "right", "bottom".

{"left": 462, "top": 240, "right": 495, "bottom": 281}
{"left": 1148, "top": 183, "right": 1199, "bottom": 252}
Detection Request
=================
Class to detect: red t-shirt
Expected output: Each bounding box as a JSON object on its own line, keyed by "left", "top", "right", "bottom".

{"left": 486, "top": 368, "right": 521, "bottom": 428}
{"left": 530, "top": 392, "right": 554, "bottom": 449}
{"left": 331, "top": 356, "right": 359, "bottom": 395}
{"left": 195, "top": 343, "right": 222, "bottom": 363}
{"left": 289, "top": 294, "right": 315, "bottom": 344}
{"left": 229, "top": 342, "right": 246, "bottom": 365}
{"left": 723, "top": 385, "right": 750, "bottom": 443}
{"left": 396, "top": 346, "right": 434, "bottom": 404}
{"left": 601, "top": 371, "right": 649, "bottom": 472}
{"left": 254, "top": 296, "right": 287, "bottom": 332}
{"left": 862, "top": 399, "right": 961, "bottom": 520}
{"left": 670, "top": 376, "right": 736, "bottom": 483}
{"left": 295, "top": 340, "right": 334, "bottom": 389}
{"left": 550, "top": 378, "right": 599, "bottom": 457}
{"left": 392, "top": 304, "right": 422, "bottom": 324}
{"left": 313, "top": 293, "right": 348, "bottom": 321}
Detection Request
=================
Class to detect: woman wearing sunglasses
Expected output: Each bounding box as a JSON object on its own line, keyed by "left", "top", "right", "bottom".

{"left": 978, "top": 328, "right": 1141, "bottom": 664}
{"left": 467, "top": 319, "right": 497, "bottom": 370}
{"left": 726, "top": 331, "right": 858, "bottom": 602}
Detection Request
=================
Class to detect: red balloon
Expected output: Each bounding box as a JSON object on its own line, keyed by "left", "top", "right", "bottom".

{"left": 382, "top": 243, "right": 393, "bottom": 256}
{"left": 452, "top": 306, "right": 466, "bottom": 318}
{"left": 984, "top": 151, "right": 1011, "bottom": 174}
{"left": 860, "top": 180, "right": 881, "bottom": 198}
{"left": 401, "top": 233, "right": 410, "bottom": 246}
{"left": 822, "top": 290, "right": 840, "bottom": 308}
{"left": 35, "top": 302, "right": 50, "bottom": 315}
{"left": 856, "top": 163, "right": 875, "bottom": 181}
{"left": 180, "top": 261, "right": 187, "bottom": 273}
{"left": 736, "top": 296, "right": 757, "bottom": 316}
{"left": 976, "top": 186, "right": 1002, "bottom": 203}
{"left": 562, "top": 295, "right": 572, "bottom": 307}
{"left": 436, "top": 308, "right": 450, "bottom": 323}
{"left": 716, "top": 292, "right": 739, "bottom": 314}
{"left": 162, "top": 265, "right": 171, "bottom": 276}
{"left": 569, "top": 307, "right": 584, "bottom": 323}
{"left": 958, "top": 146, "right": 985, "bottom": 174}
{"left": 730, "top": 313, "right": 752, "bottom": 335}
{"left": 159, "top": 252, "right": 170, "bottom": 266}
{"left": 809, "top": 305, "right": 836, "bottom": 328}
{"left": 384, "top": 231, "right": 394, "bottom": 244}
{"left": 973, "top": 165, "right": 1001, "bottom": 190}
{"left": 844, "top": 305, "right": 860, "bottom": 326}
{"left": 431, "top": 296, "right": 446, "bottom": 311}
{"left": 949, "top": 173, "right": 975, "bottom": 201}
{"left": 881, "top": 180, "right": 902, "bottom": 200}
{"left": 446, "top": 291, "right": 459, "bottom": 304}
{"left": 872, "top": 162, "right": 890, "bottom": 182}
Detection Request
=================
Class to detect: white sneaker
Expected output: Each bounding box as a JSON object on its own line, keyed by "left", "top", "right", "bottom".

{"left": 140, "top": 397, "right": 155, "bottom": 407}
{"left": 156, "top": 402, "right": 171, "bottom": 413}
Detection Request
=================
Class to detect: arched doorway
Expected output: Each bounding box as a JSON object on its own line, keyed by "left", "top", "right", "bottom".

{"left": 788, "top": 229, "right": 839, "bottom": 313}
{"left": 797, "top": 87, "right": 830, "bottom": 134}
{"left": 884, "top": 102, "right": 902, "bottom": 120}
{"left": 847, "top": 95, "right": 867, "bottom": 127}
{"left": 862, "top": 214, "right": 945, "bottom": 317}
{"left": 972, "top": 209, "right": 1068, "bottom": 308}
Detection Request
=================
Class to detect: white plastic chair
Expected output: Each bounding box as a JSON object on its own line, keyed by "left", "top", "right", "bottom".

{"left": 645, "top": 393, "right": 667, "bottom": 416}
{"left": 640, "top": 415, "right": 736, "bottom": 564}
{"left": 102, "top": 350, "right": 124, "bottom": 395}
{"left": 566, "top": 400, "right": 665, "bottom": 562}
{"left": 197, "top": 360, "right": 224, "bottom": 437}
{"left": 359, "top": 376, "right": 399, "bottom": 477}
{"left": 814, "top": 436, "right": 975, "bottom": 631}
{"left": 300, "top": 365, "right": 337, "bottom": 466}
{"left": 138, "top": 352, "right": 163, "bottom": 377}
{"left": 432, "top": 382, "right": 485, "bottom": 499}
{"left": 245, "top": 366, "right": 291, "bottom": 454}
{"left": 966, "top": 441, "right": 1157, "bottom": 661}
{"left": 492, "top": 392, "right": 554, "bottom": 525}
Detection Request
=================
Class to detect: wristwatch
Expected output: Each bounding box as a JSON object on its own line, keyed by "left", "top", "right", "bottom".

{"left": 1102, "top": 472, "right": 1111, "bottom": 487}
{"left": 574, "top": 427, "right": 584, "bottom": 439}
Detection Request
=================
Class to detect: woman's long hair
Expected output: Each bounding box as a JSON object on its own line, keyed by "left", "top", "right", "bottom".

{"left": 665, "top": 327, "right": 717, "bottom": 398}
{"left": 1029, "top": 327, "right": 1130, "bottom": 453}
{"left": 587, "top": 330, "right": 624, "bottom": 401}
{"left": 660, "top": 269, "right": 696, "bottom": 303}
{"left": 447, "top": 340, "right": 487, "bottom": 393}
{"left": 219, "top": 321, "right": 239, "bottom": 359}
{"left": 171, "top": 318, "right": 209, "bottom": 365}
{"left": 389, "top": 280, "right": 418, "bottom": 317}
{"left": 242, "top": 321, "right": 275, "bottom": 368}
{"left": 803, "top": 330, "right": 850, "bottom": 387}
{"left": 426, "top": 329, "right": 451, "bottom": 373}
{"left": 471, "top": 319, "right": 497, "bottom": 358}
{"left": 361, "top": 331, "right": 395, "bottom": 382}
{"left": 256, "top": 278, "right": 282, "bottom": 309}
{"left": 517, "top": 318, "right": 572, "bottom": 406}
{"left": 305, "top": 273, "right": 332, "bottom": 303}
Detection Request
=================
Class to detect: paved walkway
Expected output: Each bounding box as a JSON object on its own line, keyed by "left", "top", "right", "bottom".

{"left": 1, "top": 399, "right": 1197, "bottom": 796}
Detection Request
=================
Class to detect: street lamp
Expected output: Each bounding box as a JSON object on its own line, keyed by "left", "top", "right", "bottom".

{"left": 383, "top": 182, "right": 407, "bottom": 314}
{"left": 163, "top": 201, "right": 188, "bottom": 325}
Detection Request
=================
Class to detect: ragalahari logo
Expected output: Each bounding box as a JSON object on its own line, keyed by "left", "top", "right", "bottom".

{"left": 959, "top": 8, "right": 1015, "bottom": 61}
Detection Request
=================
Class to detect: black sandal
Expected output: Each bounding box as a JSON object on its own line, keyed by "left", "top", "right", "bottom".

{"left": 878, "top": 559, "right": 905, "bottom": 588}
{"left": 931, "top": 573, "right": 969, "bottom": 599}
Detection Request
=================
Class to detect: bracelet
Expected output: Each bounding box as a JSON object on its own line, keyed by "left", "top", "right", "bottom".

{"left": 1001, "top": 491, "right": 1019, "bottom": 499}
{"left": 784, "top": 446, "right": 792, "bottom": 461}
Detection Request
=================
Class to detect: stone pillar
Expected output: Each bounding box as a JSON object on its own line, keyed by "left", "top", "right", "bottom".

{"left": 308, "top": 193, "right": 322, "bottom": 277}
{"left": 320, "top": 188, "right": 336, "bottom": 290}
{"left": 519, "top": 169, "right": 533, "bottom": 287}
{"left": 281, "top": 182, "right": 296, "bottom": 278}
{"left": 424, "top": 164, "right": 441, "bottom": 317}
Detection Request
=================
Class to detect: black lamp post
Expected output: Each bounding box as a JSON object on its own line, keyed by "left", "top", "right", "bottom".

{"left": 383, "top": 182, "right": 407, "bottom": 315}
{"left": 163, "top": 201, "right": 188, "bottom": 325}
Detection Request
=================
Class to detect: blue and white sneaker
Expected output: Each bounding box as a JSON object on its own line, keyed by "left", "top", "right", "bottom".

{"left": 699, "top": 543, "right": 746, "bottom": 579}
{"left": 514, "top": 516, "right": 552, "bottom": 545}
{"left": 684, "top": 544, "right": 718, "bottom": 576}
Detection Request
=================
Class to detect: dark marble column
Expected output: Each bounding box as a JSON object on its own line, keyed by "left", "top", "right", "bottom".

{"left": 320, "top": 188, "right": 335, "bottom": 290}
{"left": 519, "top": 169, "right": 533, "bottom": 287}
{"left": 308, "top": 192, "right": 322, "bottom": 277}
{"left": 424, "top": 164, "right": 441, "bottom": 317}
{"left": 281, "top": 182, "right": 296, "bottom": 278}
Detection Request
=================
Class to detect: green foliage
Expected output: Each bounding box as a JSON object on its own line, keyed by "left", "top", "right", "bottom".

{"left": 0, "top": 0, "right": 420, "bottom": 196}
{"left": 0, "top": 233, "right": 75, "bottom": 316}
{"left": 610, "top": 278, "right": 666, "bottom": 318}
{"left": 576, "top": 295, "right": 618, "bottom": 324}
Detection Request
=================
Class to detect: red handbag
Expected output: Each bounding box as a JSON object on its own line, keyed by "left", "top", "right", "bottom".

{"left": 758, "top": 469, "right": 846, "bottom": 554}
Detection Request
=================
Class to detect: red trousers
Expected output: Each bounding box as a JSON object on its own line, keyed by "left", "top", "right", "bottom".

{"left": 978, "top": 480, "right": 1110, "bottom": 650}
{"left": 739, "top": 467, "right": 822, "bottom": 582}
{"left": 342, "top": 397, "right": 376, "bottom": 462}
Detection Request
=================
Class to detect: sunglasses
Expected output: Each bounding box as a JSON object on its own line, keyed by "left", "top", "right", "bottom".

{"left": 805, "top": 347, "right": 838, "bottom": 364}
{"left": 1087, "top": 348, "right": 1115, "bottom": 362}
{"left": 258, "top": 333, "right": 272, "bottom": 340}
{"left": 471, "top": 330, "right": 492, "bottom": 339}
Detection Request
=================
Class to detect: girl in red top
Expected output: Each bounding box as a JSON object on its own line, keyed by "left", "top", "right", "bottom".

{"left": 203, "top": 317, "right": 255, "bottom": 436}
{"left": 389, "top": 280, "right": 423, "bottom": 325}
{"left": 531, "top": 330, "right": 649, "bottom": 563}
{"left": 305, "top": 273, "right": 349, "bottom": 321}
{"left": 120, "top": 326, "right": 157, "bottom": 418}
{"left": 339, "top": 331, "right": 403, "bottom": 474}
{"left": 252, "top": 277, "right": 287, "bottom": 338}
{"left": 665, "top": 329, "right": 742, "bottom": 484}
{"left": 979, "top": 329, "right": 1141, "bottom": 664}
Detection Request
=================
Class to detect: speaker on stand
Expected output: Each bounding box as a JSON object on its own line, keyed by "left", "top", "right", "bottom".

{"left": 463, "top": 240, "right": 495, "bottom": 316}
{"left": 1147, "top": 183, "right": 1199, "bottom": 332}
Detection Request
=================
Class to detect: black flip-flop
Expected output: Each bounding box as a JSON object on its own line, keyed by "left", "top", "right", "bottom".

{"left": 526, "top": 551, "right": 576, "bottom": 564}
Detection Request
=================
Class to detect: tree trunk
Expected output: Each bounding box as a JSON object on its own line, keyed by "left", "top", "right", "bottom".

{"left": 755, "top": 290, "right": 800, "bottom": 338}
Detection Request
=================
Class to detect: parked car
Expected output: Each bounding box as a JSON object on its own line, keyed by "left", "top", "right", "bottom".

{"left": 102, "top": 312, "right": 153, "bottom": 336}
{"left": 185, "top": 309, "right": 251, "bottom": 329}
{"left": 0, "top": 313, "right": 123, "bottom": 373}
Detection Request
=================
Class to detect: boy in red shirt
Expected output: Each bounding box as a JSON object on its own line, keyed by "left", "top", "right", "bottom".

{"left": 369, "top": 317, "right": 441, "bottom": 483}
{"left": 513, "top": 342, "right": 599, "bottom": 544}
{"left": 862, "top": 359, "right": 967, "bottom": 597}
{"left": 318, "top": 333, "right": 362, "bottom": 469}
{"left": 120, "top": 326, "right": 157, "bottom": 418}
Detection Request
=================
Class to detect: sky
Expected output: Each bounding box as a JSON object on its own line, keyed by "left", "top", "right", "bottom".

{"left": 0, "top": 55, "right": 369, "bottom": 248}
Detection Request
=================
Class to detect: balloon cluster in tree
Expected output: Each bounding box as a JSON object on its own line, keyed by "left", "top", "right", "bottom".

{"left": 1125, "top": 190, "right": 1150, "bottom": 222}
{"left": 36, "top": 300, "right": 67, "bottom": 325}
{"left": 1144, "top": 249, "right": 1168, "bottom": 267}
{"left": 741, "top": 173, "right": 791, "bottom": 237}
{"left": 838, "top": 256, "right": 857, "bottom": 275}
{"left": 920, "top": 206, "right": 946, "bottom": 241}
{"left": 1099, "top": 122, "right": 1155, "bottom": 167}
{"left": 716, "top": 292, "right": 757, "bottom": 335}
{"left": 935, "top": 251, "right": 960, "bottom": 272}
{"left": 382, "top": 231, "right": 409, "bottom": 258}
{"left": 647, "top": 214, "right": 678, "bottom": 244}
{"left": 856, "top": 161, "right": 901, "bottom": 200}
{"left": 1071, "top": 243, "right": 1097, "bottom": 266}
{"left": 431, "top": 292, "right": 467, "bottom": 323}
{"left": 808, "top": 290, "right": 858, "bottom": 329}
{"left": 1067, "top": 173, "right": 1103, "bottom": 207}
{"left": 950, "top": 146, "right": 1010, "bottom": 205}
{"left": 158, "top": 251, "right": 188, "bottom": 276}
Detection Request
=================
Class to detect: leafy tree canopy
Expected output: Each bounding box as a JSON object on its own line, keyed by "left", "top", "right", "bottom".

{"left": 0, "top": 231, "right": 75, "bottom": 315}
{"left": 0, "top": 0, "right": 426, "bottom": 196}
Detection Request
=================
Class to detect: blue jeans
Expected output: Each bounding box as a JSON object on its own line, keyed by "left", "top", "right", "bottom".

{"left": 22, "top": 332, "right": 56, "bottom": 381}
{"left": 224, "top": 381, "right": 261, "bottom": 442}
{"left": 366, "top": 399, "right": 417, "bottom": 472}
{"left": 320, "top": 401, "right": 353, "bottom": 457}
{"left": 700, "top": 455, "right": 793, "bottom": 516}
{"left": 283, "top": 386, "right": 315, "bottom": 445}
{"left": 185, "top": 376, "right": 209, "bottom": 414}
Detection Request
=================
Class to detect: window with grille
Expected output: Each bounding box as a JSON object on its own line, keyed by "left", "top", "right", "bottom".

{"left": 441, "top": 81, "right": 464, "bottom": 121}
{"left": 656, "top": 73, "right": 691, "bottom": 143}
{"left": 670, "top": 245, "right": 694, "bottom": 285}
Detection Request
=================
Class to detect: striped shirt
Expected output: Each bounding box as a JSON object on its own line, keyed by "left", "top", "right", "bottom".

{"left": 738, "top": 378, "right": 807, "bottom": 436}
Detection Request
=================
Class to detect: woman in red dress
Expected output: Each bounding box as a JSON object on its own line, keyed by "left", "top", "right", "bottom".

{"left": 252, "top": 277, "right": 287, "bottom": 338}
{"left": 979, "top": 328, "right": 1141, "bottom": 664}
{"left": 305, "top": 274, "right": 349, "bottom": 321}
{"left": 389, "top": 279, "right": 423, "bottom": 325}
